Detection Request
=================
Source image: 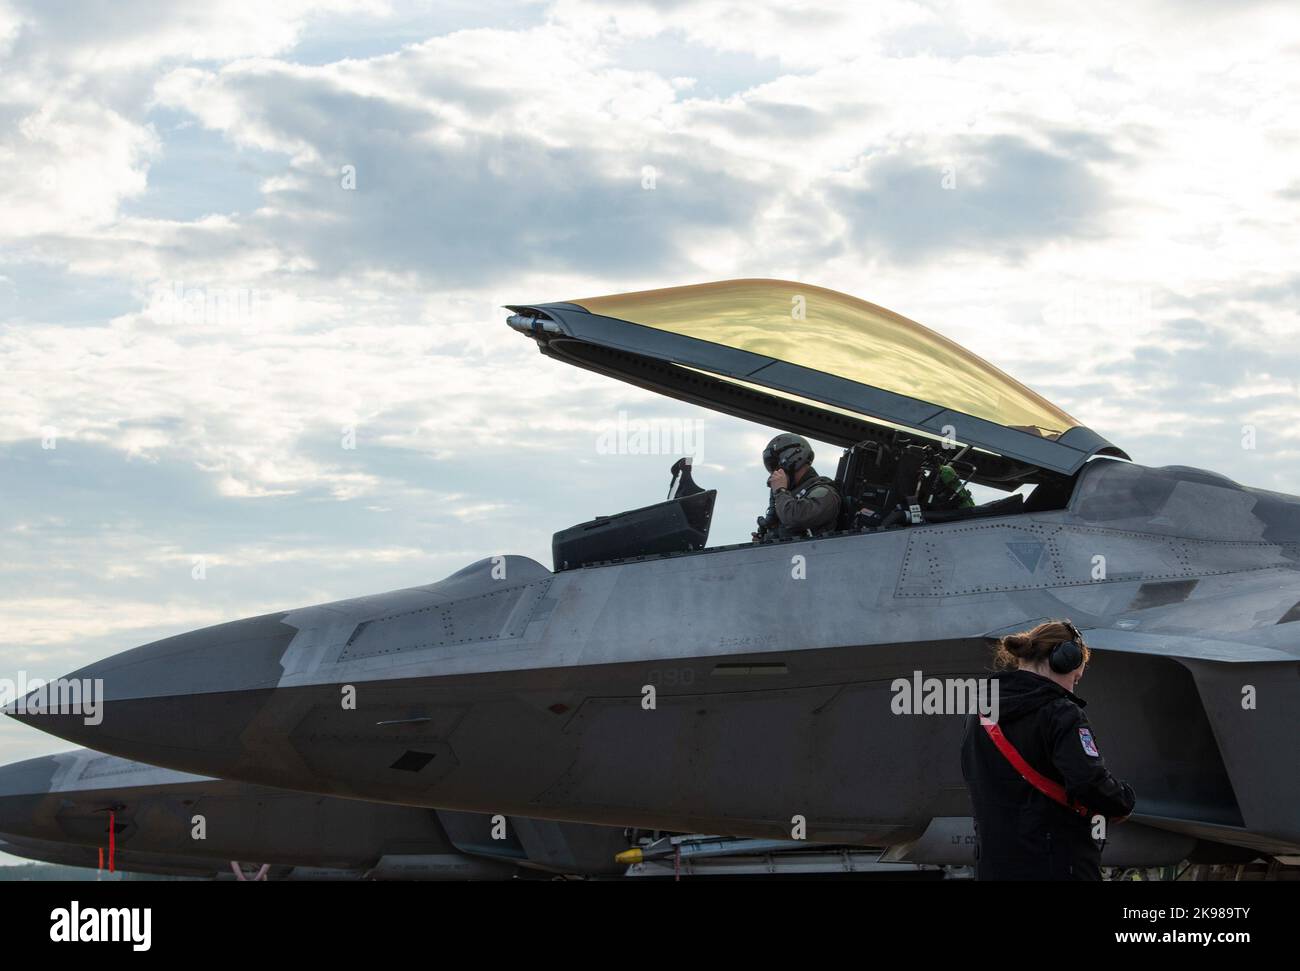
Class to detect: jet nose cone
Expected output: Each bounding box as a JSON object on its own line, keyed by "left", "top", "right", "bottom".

{"left": 5, "top": 612, "right": 297, "bottom": 774}
{"left": 73, "top": 610, "right": 295, "bottom": 702}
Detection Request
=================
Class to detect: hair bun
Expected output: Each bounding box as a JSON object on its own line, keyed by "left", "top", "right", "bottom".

{"left": 1003, "top": 633, "right": 1033, "bottom": 655}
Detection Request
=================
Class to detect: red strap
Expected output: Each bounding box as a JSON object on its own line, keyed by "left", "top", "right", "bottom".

{"left": 980, "top": 717, "right": 1090, "bottom": 817}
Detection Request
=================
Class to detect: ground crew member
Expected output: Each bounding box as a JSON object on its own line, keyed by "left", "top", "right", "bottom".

{"left": 960, "top": 619, "right": 1136, "bottom": 880}
{"left": 753, "top": 433, "right": 841, "bottom": 541}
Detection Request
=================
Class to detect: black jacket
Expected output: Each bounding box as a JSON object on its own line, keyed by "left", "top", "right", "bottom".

{"left": 960, "top": 670, "right": 1136, "bottom": 880}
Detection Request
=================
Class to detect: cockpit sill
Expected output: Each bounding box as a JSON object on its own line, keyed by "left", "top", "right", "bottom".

{"left": 548, "top": 452, "right": 1123, "bottom": 574}
{"left": 550, "top": 503, "right": 1045, "bottom": 573}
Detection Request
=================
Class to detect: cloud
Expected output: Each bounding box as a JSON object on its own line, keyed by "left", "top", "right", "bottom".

{"left": 0, "top": 0, "right": 385, "bottom": 242}
{"left": 0, "top": 97, "right": 157, "bottom": 238}
{"left": 4, "top": 0, "right": 372, "bottom": 71}
{"left": 829, "top": 133, "right": 1114, "bottom": 261}
{"left": 147, "top": 45, "right": 770, "bottom": 285}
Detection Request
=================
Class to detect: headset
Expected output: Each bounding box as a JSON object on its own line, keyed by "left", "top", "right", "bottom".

{"left": 1048, "top": 620, "right": 1087, "bottom": 674}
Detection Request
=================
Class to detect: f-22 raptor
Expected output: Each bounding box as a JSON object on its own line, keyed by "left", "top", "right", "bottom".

{"left": 10, "top": 279, "right": 1299, "bottom": 865}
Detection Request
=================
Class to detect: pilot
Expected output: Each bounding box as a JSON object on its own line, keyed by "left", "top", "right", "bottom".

{"left": 753, "top": 433, "right": 841, "bottom": 541}
{"left": 960, "top": 620, "right": 1136, "bottom": 880}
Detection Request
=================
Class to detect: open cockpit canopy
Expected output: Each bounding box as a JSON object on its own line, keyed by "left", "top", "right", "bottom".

{"left": 507, "top": 279, "right": 1126, "bottom": 486}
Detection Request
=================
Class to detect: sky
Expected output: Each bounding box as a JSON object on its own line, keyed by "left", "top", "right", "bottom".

{"left": 1, "top": 0, "right": 1300, "bottom": 796}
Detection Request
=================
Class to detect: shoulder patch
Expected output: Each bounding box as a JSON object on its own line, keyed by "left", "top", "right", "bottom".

{"left": 1079, "top": 727, "right": 1100, "bottom": 757}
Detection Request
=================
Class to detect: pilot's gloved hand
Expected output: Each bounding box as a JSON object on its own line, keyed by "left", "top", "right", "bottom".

{"left": 768, "top": 469, "right": 789, "bottom": 491}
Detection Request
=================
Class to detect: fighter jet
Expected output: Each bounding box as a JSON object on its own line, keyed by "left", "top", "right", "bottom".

{"left": 0, "top": 834, "right": 405, "bottom": 880}
{"left": 0, "top": 748, "right": 628, "bottom": 879}
{"left": 0, "top": 749, "right": 949, "bottom": 879}
{"left": 10, "top": 279, "right": 1299, "bottom": 866}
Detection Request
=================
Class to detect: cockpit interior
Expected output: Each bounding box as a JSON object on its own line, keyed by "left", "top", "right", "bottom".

{"left": 550, "top": 434, "right": 1080, "bottom": 572}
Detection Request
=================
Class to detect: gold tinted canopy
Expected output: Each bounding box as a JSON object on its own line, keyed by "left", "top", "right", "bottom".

{"left": 570, "top": 279, "right": 1078, "bottom": 440}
